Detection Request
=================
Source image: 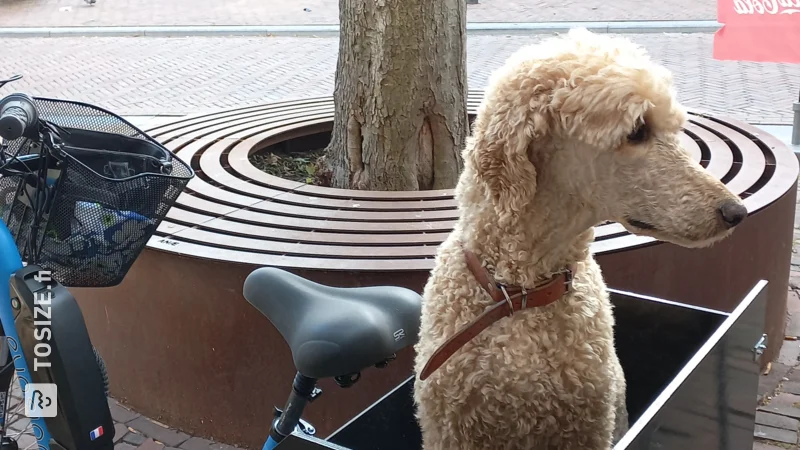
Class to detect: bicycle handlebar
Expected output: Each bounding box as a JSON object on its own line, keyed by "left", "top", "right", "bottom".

{"left": 0, "top": 93, "right": 38, "bottom": 141}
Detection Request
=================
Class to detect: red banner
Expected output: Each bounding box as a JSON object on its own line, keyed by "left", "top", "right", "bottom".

{"left": 714, "top": 0, "right": 800, "bottom": 63}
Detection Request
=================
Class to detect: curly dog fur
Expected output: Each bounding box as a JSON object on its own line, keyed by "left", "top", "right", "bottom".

{"left": 412, "top": 29, "right": 746, "bottom": 450}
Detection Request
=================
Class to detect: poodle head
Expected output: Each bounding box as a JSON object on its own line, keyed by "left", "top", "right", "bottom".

{"left": 465, "top": 28, "right": 746, "bottom": 248}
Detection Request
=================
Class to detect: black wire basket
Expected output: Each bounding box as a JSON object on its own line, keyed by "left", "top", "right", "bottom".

{"left": 0, "top": 98, "right": 194, "bottom": 287}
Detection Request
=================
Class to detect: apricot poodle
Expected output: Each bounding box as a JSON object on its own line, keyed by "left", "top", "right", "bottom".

{"left": 412, "top": 29, "right": 747, "bottom": 450}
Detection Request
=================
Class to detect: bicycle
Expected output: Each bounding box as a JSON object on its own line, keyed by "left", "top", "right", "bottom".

{"left": 0, "top": 74, "right": 423, "bottom": 450}
{"left": 0, "top": 74, "right": 193, "bottom": 450}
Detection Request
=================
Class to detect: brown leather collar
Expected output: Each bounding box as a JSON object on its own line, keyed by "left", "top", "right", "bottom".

{"left": 418, "top": 244, "right": 576, "bottom": 381}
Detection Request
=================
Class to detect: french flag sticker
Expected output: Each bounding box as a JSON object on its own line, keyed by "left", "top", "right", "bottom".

{"left": 89, "top": 426, "right": 104, "bottom": 441}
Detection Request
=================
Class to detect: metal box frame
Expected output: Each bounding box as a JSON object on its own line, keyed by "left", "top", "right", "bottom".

{"left": 276, "top": 281, "right": 768, "bottom": 450}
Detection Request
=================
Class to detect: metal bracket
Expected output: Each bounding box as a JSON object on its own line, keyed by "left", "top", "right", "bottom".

{"left": 272, "top": 407, "right": 317, "bottom": 436}
{"left": 753, "top": 333, "right": 768, "bottom": 362}
{"left": 296, "top": 417, "right": 316, "bottom": 436}
{"left": 308, "top": 387, "right": 323, "bottom": 403}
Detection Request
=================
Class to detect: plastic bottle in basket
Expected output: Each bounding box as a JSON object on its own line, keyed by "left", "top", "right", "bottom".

{"left": 41, "top": 201, "right": 155, "bottom": 281}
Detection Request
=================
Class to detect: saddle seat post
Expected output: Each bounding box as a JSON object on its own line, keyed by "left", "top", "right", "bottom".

{"left": 268, "top": 372, "right": 318, "bottom": 446}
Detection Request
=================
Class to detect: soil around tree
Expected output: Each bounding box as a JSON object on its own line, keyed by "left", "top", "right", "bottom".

{"left": 249, "top": 147, "right": 330, "bottom": 186}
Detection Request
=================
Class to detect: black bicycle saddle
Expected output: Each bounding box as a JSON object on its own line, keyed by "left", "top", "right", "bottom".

{"left": 243, "top": 267, "right": 422, "bottom": 379}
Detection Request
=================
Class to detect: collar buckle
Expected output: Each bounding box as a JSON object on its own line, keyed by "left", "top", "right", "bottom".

{"left": 498, "top": 285, "right": 514, "bottom": 317}
{"left": 563, "top": 268, "right": 574, "bottom": 287}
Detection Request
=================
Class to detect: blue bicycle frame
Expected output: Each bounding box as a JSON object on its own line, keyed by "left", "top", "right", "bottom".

{"left": 0, "top": 215, "right": 54, "bottom": 449}
{"left": 0, "top": 80, "right": 51, "bottom": 447}
{"left": 265, "top": 436, "right": 280, "bottom": 449}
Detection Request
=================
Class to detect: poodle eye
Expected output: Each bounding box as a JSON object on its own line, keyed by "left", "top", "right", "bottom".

{"left": 627, "top": 124, "right": 649, "bottom": 144}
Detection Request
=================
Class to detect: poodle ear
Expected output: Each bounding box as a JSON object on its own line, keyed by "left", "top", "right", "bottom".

{"left": 469, "top": 103, "right": 547, "bottom": 214}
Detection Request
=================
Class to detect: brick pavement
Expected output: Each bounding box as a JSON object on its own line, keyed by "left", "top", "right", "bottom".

{"left": 755, "top": 182, "right": 800, "bottom": 450}
{"left": 0, "top": 0, "right": 716, "bottom": 28}
{"left": 1, "top": 34, "right": 798, "bottom": 124}
{"left": 0, "top": 29, "right": 799, "bottom": 450}
{"left": 4, "top": 381, "right": 244, "bottom": 449}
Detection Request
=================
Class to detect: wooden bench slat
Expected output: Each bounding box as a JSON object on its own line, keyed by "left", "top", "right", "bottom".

{"left": 225, "top": 207, "right": 458, "bottom": 233}
{"left": 162, "top": 213, "right": 451, "bottom": 245}
{"left": 679, "top": 132, "right": 703, "bottom": 163}
{"left": 146, "top": 97, "right": 336, "bottom": 137}
{"left": 152, "top": 102, "right": 335, "bottom": 145}
{"left": 148, "top": 236, "right": 436, "bottom": 271}
{"left": 683, "top": 122, "right": 734, "bottom": 182}
{"left": 176, "top": 193, "right": 457, "bottom": 234}
{"left": 148, "top": 231, "right": 656, "bottom": 271}
{"left": 177, "top": 192, "right": 249, "bottom": 216}
{"left": 167, "top": 227, "right": 439, "bottom": 258}
{"left": 709, "top": 117, "right": 797, "bottom": 209}
{"left": 690, "top": 117, "right": 766, "bottom": 196}
{"left": 589, "top": 234, "right": 656, "bottom": 254}
{"left": 188, "top": 175, "right": 458, "bottom": 221}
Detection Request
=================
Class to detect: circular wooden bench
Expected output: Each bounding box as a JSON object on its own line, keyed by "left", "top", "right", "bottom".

{"left": 73, "top": 92, "right": 799, "bottom": 449}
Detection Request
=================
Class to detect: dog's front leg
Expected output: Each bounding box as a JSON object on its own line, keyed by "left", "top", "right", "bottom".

{"left": 611, "top": 362, "right": 629, "bottom": 444}
{"left": 612, "top": 392, "right": 629, "bottom": 444}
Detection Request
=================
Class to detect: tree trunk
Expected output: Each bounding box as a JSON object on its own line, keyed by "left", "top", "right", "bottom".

{"left": 323, "top": 0, "right": 468, "bottom": 191}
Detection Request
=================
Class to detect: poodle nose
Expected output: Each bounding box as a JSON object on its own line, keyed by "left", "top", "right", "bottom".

{"left": 718, "top": 200, "right": 747, "bottom": 228}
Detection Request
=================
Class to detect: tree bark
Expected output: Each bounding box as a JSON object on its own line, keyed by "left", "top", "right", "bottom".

{"left": 323, "top": 0, "right": 468, "bottom": 191}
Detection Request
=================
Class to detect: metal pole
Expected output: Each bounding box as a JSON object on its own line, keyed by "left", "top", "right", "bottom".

{"left": 792, "top": 87, "right": 800, "bottom": 146}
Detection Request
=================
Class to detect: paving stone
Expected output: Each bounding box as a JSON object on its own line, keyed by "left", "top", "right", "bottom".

{"left": 754, "top": 441, "right": 790, "bottom": 450}
{"left": 124, "top": 432, "right": 147, "bottom": 446}
{"left": 110, "top": 399, "right": 142, "bottom": 423}
{"left": 759, "top": 363, "right": 793, "bottom": 400}
{"left": 16, "top": 433, "right": 36, "bottom": 448}
{"left": 136, "top": 439, "right": 166, "bottom": 450}
{"left": 755, "top": 424, "right": 798, "bottom": 445}
{"left": 128, "top": 416, "right": 191, "bottom": 447}
{"left": 756, "top": 411, "right": 800, "bottom": 431}
{"left": 115, "top": 422, "right": 130, "bottom": 443}
{"left": 10, "top": 417, "right": 30, "bottom": 432}
{"left": 778, "top": 341, "right": 800, "bottom": 366}
{"left": 782, "top": 380, "right": 800, "bottom": 395}
{"left": 786, "top": 369, "right": 800, "bottom": 384}
{"left": 116, "top": 444, "right": 138, "bottom": 450}
{"left": 777, "top": 341, "right": 800, "bottom": 366}
{"left": 6, "top": 412, "right": 23, "bottom": 426}
{"left": 790, "top": 272, "right": 800, "bottom": 290}
{"left": 180, "top": 436, "right": 214, "bottom": 450}
{"left": 7, "top": 396, "right": 21, "bottom": 411}
{"left": 761, "top": 403, "right": 800, "bottom": 421}
{"left": 787, "top": 315, "right": 800, "bottom": 339}
{"left": 10, "top": 382, "right": 21, "bottom": 398}
{"left": 788, "top": 289, "right": 800, "bottom": 314}
{"left": 767, "top": 392, "right": 800, "bottom": 407}
{"left": 209, "top": 444, "right": 240, "bottom": 450}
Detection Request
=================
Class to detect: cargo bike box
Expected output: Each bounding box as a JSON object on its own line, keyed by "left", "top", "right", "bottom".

{"left": 275, "top": 281, "right": 768, "bottom": 450}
